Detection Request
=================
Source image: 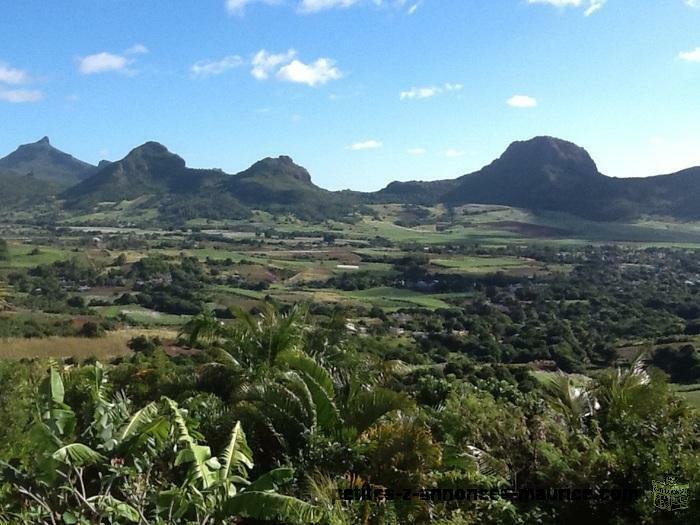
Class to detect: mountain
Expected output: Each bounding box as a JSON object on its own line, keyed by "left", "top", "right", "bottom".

{"left": 616, "top": 167, "right": 700, "bottom": 220}
{"left": 63, "top": 146, "right": 359, "bottom": 222}
{"left": 62, "top": 142, "right": 225, "bottom": 207}
{"left": 376, "top": 136, "right": 700, "bottom": 221}
{"left": 7, "top": 134, "right": 700, "bottom": 224}
{"left": 445, "top": 136, "right": 628, "bottom": 220}
{"left": 223, "top": 156, "right": 359, "bottom": 220}
{"left": 373, "top": 179, "right": 459, "bottom": 205}
{"left": 0, "top": 137, "right": 95, "bottom": 186}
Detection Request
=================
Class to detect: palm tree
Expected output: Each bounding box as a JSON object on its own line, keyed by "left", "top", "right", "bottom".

{"left": 542, "top": 372, "right": 598, "bottom": 431}
{"left": 593, "top": 351, "right": 650, "bottom": 422}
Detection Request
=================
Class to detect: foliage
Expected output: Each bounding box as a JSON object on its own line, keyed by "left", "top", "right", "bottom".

{"left": 0, "top": 362, "right": 321, "bottom": 525}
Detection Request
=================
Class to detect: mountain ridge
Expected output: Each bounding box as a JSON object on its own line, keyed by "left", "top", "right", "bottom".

{"left": 4, "top": 135, "right": 700, "bottom": 223}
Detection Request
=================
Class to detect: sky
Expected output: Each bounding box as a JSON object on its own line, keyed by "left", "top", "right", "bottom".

{"left": 1, "top": 0, "right": 700, "bottom": 191}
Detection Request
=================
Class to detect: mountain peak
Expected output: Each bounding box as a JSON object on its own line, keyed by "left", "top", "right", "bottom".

{"left": 0, "top": 137, "right": 95, "bottom": 185}
{"left": 123, "top": 142, "right": 186, "bottom": 170}
{"left": 498, "top": 136, "right": 599, "bottom": 176}
{"left": 242, "top": 155, "right": 313, "bottom": 184}
{"left": 128, "top": 141, "right": 174, "bottom": 156}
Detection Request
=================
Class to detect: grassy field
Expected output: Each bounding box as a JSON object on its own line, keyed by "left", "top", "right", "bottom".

{"left": 329, "top": 286, "right": 456, "bottom": 310}
{"left": 0, "top": 243, "right": 76, "bottom": 269}
{"left": 672, "top": 383, "right": 700, "bottom": 408}
{"left": 430, "top": 255, "right": 546, "bottom": 276}
{"left": 96, "top": 305, "right": 190, "bottom": 326}
{"left": 0, "top": 328, "right": 176, "bottom": 360}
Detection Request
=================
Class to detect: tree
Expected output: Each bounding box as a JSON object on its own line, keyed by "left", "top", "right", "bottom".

{"left": 0, "top": 238, "right": 8, "bottom": 261}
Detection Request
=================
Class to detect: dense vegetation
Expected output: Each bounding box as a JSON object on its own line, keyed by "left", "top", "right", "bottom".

{"left": 0, "top": 305, "right": 698, "bottom": 524}
{"left": 2, "top": 192, "right": 700, "bottom": 523}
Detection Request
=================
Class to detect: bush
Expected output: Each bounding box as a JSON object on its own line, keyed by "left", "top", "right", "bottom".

{"left": 78, "top": 321, "right": 104, "bottom": 338}
{"left": 128, "top": 335, "right": 162, "bottom": 354}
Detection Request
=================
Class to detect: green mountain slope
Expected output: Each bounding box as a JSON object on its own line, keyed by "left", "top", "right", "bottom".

{"left": 6, "top": 134, "right": 700, "bottom": 224}
{"left": 0, "top": 173, "right": 58, "bottom": 210}
{"left": 224, "top": 156, "right": 359, "bottom": 220}
{"left": 62, "top": 142, "right": 226, "bottom": 206}
{"left": 0, "top": 137, "right": 95, "bottom": 186}
{"left": 376, "top": 136, "right": 700, "bottom": 221}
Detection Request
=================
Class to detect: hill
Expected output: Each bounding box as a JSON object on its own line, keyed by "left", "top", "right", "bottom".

{"left": 0, "top": 137, "right": 95, "bottom": 186}
{"left": 224, "top": 156, "right": 360, "bottom": 220}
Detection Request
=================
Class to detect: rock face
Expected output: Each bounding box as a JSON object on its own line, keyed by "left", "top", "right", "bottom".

{"left": 0, "top": 136, "right": 96, "bottom": 185}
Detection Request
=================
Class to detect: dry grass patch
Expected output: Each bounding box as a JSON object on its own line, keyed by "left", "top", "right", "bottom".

{"left": 0, "top": 328, "right": 177, "bottom": 360}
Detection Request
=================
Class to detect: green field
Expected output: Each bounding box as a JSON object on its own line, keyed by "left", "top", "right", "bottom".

{"left": 672, "top": 383, "right": 700, "bottom": 408}
{"left": 97, "top": 305, "right": 190, "bottom": 326}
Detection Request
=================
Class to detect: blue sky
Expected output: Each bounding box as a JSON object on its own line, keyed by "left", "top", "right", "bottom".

{"left": 1, "top": 0, "right": 700, "bottom": 191}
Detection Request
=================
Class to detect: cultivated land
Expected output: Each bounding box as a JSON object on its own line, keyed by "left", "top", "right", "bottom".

{"left": 2, "top": 204, "right": 700, "bottom": 409}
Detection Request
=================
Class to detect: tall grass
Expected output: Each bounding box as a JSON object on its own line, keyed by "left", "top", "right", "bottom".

{"left": 0, "top": 329, "right": 177, "bottom": 360}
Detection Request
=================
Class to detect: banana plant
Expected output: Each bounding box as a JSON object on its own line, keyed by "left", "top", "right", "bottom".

{"left": 0, "top": 362, "right": 322, "bottom": 525}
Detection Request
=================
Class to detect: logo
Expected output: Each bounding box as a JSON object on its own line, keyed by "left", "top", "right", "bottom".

{"left": 652, "top": 477, "right": 689, "bottom": 511}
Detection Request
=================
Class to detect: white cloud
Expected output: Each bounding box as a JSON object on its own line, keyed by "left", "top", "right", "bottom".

{"left": 251, "top": 49, "right": 297, "bottom": 80}
{"left": 445, "top": 149, "right": 465, "bottom": 158}
{"left": 250, "top": 49, "right": 342, "bottom": 86}
{"left": 400, "top": 86, "right": 440, "bottom": 100}
{"left": 125, "top": 44, "right": 149, "bottom": 55}
{"left": 191, "top": 55, "right": 243, "bottom": 77}
{"left": 0, "top": 63, "right": 29, "bottom": 85}
{"left": 277, "top": 58, "right": 342, "bottom": 86}
{"left": 0, "top": 61, "right": 41, "bottom": 102}
{"left": 299, "top": 0, "right": 359, "bottom": 13}
{"left": 400, "top": 83, "right": 463, "bottom": 100}
{"left": 407, "top": 2, "right": 421, "bottom": 15}
{"left": 226, "top": 0, "right": 279, "bottom": 14}
{"left": 348, "top": 140, "right": 383, "bottom": 150}
{"left": 506, "top": 95, "right": 538, "bottom": 108}
{"left": 0, "top": 88, "right": 43, "bottom": 103}
{"left": 686, "top": 0, "right": 699, "bottom": 7}
{"left": 679, "top": 47, "right": 700, "bottom": 62}
{"left": 527, "top": 0, "right": 607, "bottom": 16}
{"left": 407, "top": 148, "right": 426, "bottom": 155}
{"left": 78, "top": 44, "right": 148, "bottom": 75}
{"left": 584, "top": 0, "right": 606, "bottom": 15}
{"left": 79, "top": 52, "right": 130, "bottom": 75}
